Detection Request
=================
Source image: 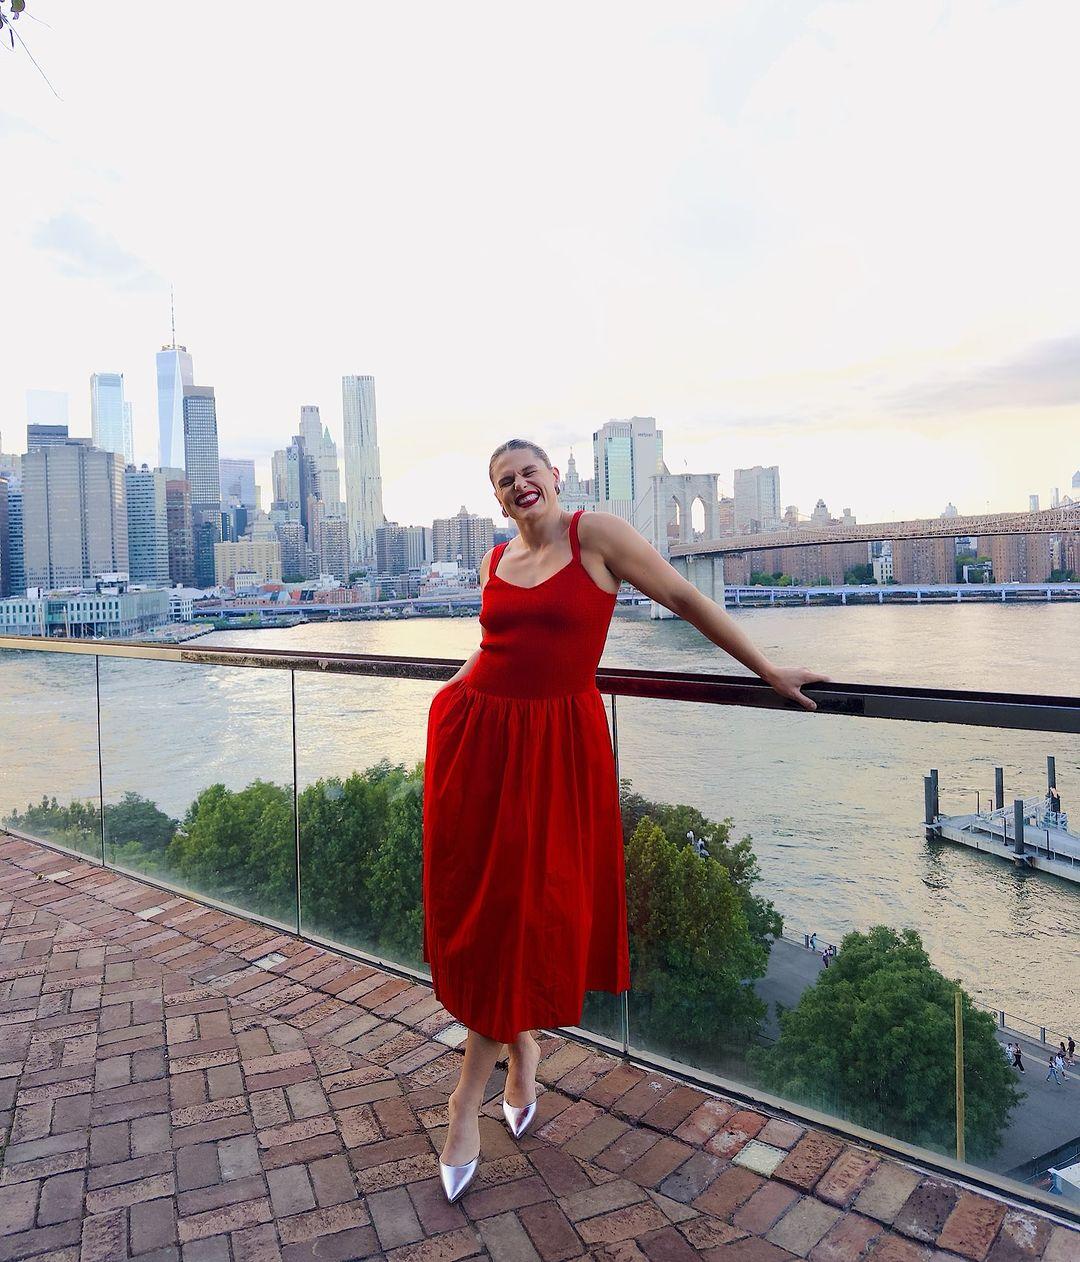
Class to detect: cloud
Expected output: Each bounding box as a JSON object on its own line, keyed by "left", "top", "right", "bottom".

{"left": 31, "top": 212, "right": 160, "bottom": 290}
{"left": 883, "top": 337, "right": 1080, "bottom": 416}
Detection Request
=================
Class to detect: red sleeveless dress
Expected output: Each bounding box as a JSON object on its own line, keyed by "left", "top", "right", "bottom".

{"left": 421, "top": 508, "right": 631, "bottom": 1043}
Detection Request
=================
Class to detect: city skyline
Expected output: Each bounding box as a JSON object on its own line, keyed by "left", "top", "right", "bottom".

{"left": 2, "top": 3, "right": 1078, "bottom": 525}
{"left": 3, "top": 374, "right": 1075, "bottom": 534}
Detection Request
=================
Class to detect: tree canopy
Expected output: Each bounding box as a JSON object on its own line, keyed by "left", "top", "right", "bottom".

{"left": 748, "top": 925, "right": 1022, "bottom": 1158}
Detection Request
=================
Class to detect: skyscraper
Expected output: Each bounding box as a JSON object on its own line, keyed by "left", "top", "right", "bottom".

{"left": 592, "top": 417, "right": 665, "bottom": 525}
{"left": 182, "top": 387, "right": 221, "bottom": 508}
{"left": 299, "top": 405, "right": 345, "bottom": 518}
{"left": 165, "top": 478, "right": 195, "bottom": 587}
{"left": 733, "top": 466, "right": 781, "bottom": 533}
{"left": 183, "top": 386, "right": 222, "bottom": 587}
{"left": 22, "top": 442, "right": 128, "bottom": 589}
{"left": 432, "top": 507, "right": 494, "bottom": 570}
{"left": 157, "top": 339, "right": 195, "bottom": 469}
{"left": 26, "top": 425, "right": 70, "bottom": 452}
{"left": 124, "top": 465, "right": 171, "bottom": 585}
{"left": 219, "top": 458, "right": 258, "bottom": 509}
{"left": 91, "top": 373, "right": 134, "bottom": 464}
{"left": 342, "top": 375, "right": 385, "bottom": 569}
{"left": 5, "top": 487, "right": 25, "bottom": 597}
{"left": 0, "top": 477, "right": 9, "bottom": 598}
{"left": 271, "top": 434, "right": 318, "bottom": 532}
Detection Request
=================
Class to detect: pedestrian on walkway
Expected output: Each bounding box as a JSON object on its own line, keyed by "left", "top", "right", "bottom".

{"left": 809, "top": 931, "right": 818, "bottom": 952}
{"left": 1057, "top": 1051, "right": 1069, "bottom": 1082}
{"left": 1012, "top": 1045, "right": 1026, "bottom": 1073}
{"left": 1003, "top": 1041, "right": 1015, "bottom": 1065}
{"left": 1067, "top": 1035, "right": 1075, "bottom": 1065}
{"left": 821, "top": 948, "right": 830, "bottom": 969}
{"left": 1046, "top": 1055, "right": 1063, "bottom": 1084}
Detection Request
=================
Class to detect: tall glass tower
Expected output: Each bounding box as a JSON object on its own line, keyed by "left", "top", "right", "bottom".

{"left": 90, "top": 372, "right": 133, "bottom": 464}
{"left": 183, "top": 386, "right": 222, "bottom": 587}
{"left": 157, "top": 344, "right": 194, "bottom": 469}
{"left": 592, "top": 417, "right": 664, "bottom": 524}
{"left": 342, "top": 375, "right": 385, "bottom": 569}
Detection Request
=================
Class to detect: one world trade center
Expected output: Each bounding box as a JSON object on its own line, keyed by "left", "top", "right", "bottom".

{"left": 157, "top": 339, "right": 194, "bottom": 470}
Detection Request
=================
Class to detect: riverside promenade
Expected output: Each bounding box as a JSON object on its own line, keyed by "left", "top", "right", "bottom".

{"left": 0, "top": 831, "right": 1076, "bottom": 1262}
{"left": 755, "top": 938, "right": 1080, "bottom": 1175}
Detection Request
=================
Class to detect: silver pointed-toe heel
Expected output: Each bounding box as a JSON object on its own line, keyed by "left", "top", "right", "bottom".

{"left": 501, "top": 1091, "right": 538, "bottom": 1139}
{"left": 439, "top": 1151, "right": 479, "bottom": 1203}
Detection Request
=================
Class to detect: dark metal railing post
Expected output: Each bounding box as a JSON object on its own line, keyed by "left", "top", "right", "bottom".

{"left": 94, "top": 655, "right": 106, "bottom": 867}
{"left": 610, "top": 692, "right": 630, "bottom": 1058}
{"left": 291, "top": 670, "right": 302, "bottom": 936}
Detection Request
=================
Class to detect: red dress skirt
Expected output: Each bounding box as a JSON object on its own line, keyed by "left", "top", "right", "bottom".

{"left": 422, "top": 509, "right": 631, "bottom": 1043}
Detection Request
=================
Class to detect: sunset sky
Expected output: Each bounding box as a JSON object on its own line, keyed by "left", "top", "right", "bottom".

{"left": 2, "top": 0, "right": 1077, "bottom": 525}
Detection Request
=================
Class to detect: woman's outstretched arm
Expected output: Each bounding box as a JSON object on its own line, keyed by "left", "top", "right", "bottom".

{"left": 582, "top": 512, "right": 832, "bottom": 712}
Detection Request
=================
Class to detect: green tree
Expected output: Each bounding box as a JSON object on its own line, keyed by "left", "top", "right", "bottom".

{"left": 4, "top": 794, "right": 101, "bottom": 855}
{"left": 625, "top": 818, "right": 767, "bottom": 1057}
{"left": 366, "top": 765, "right": 425, "bottom": 961}
{"left": 167, "top": 779, "right": 295, "bottom": 920}
{"left": 747, "top": 926, "right": 1021, "bottom": 1158}
{"left": 104, "top": 792, "right": 177, "bottom": 855}
{"left": 619, "top": 784, "right": 781, "bottom": 951}
{"left": 298, "top": 760, "right": 423, "bottom": 960}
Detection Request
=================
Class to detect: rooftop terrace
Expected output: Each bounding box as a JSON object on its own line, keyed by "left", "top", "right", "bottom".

{"left": 1, "top": 831, "right": 1077, "bottom": 1262}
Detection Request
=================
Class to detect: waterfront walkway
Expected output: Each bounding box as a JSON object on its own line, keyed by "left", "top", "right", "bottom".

{"left": 0, "top": 832, "right": 1076, "bottom": 1262}
{"left": 757, "top": 939, "right": 1080, "bottom": 1176}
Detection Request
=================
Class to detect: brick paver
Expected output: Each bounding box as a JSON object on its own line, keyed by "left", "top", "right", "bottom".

{"left": 0, "top": 833, "right": 1075, "bottom": 1262}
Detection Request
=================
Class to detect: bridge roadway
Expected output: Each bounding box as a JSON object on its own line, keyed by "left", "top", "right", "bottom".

{"left": 670, "top": 503, "right": 1080, "bottom": 558}
{"left": 723, "top": 582, "right": 1080, "bottom": 604}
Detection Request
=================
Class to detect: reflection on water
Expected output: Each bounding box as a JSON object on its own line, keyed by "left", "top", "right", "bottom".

{"left": 0, "top": 600, "right": 1076, "bottom": 1033}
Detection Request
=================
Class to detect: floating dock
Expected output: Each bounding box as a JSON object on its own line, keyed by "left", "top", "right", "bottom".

{"left": 924, "top": 759, "right": 1080, "bottom": 886}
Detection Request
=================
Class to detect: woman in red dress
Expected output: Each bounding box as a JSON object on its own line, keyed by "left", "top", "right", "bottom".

{"left": 424, "top": 439, "right": 830, "bottom": 1201}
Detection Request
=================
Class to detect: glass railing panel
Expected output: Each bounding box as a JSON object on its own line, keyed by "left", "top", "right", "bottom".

{"left": 614, "top": 692, "right": 1079, "bottom": 1193}
{"left": 293, "top": 671, "right": 430, "bottom": 967}
{"left": 0, "top": 647, "right": 102, "bottom": 860}
{"left": 294, "top": 670, "right": 625, "bottom": 1044}
{"left": 96, "top": 656, "right": 297, "bottom": 928}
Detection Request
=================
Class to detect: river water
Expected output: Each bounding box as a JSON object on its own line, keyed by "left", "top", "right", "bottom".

{"left": 1, "top": 601, "right": 1077, "bottom": 1037}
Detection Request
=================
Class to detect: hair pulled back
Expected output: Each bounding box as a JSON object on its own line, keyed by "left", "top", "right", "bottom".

{"left": 488, "top": 439, "right": 554, "bottom": 486}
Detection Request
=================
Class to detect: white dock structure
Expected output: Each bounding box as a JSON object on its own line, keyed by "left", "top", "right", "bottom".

{"left": 924, "top": 757, "right": 1080, "bottom": 885}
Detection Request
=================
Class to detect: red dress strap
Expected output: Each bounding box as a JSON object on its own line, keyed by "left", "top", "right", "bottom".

{"left": 569, "top": 509, "right": 584, "bottom": 563}
{"left": 490, "top": 541, "right": 508, "bottom": 580}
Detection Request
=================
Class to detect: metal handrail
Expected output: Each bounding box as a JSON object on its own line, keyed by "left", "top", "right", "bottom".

{"left": 2, "top": 635, "right": 1078, "bottom": 733}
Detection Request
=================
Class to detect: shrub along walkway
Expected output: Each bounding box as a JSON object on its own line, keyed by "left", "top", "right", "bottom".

{"left": 0, "top": 832, "right": 1076, "bottom": 1262}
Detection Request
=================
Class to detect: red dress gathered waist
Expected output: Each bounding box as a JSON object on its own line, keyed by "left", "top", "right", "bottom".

{"left": 421, "top": 508, "right": 631, "bottom": 1042}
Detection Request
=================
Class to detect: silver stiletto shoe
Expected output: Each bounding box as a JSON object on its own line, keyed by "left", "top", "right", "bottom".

{"left": 501, "top": 1089, "right": 538, "bottom": 1139}
{"left": 439, "top": 1151, "right": 480, "bottom": 1203}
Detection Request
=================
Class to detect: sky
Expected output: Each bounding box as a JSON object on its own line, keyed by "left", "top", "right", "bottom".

{"left": 2, "top": 0, "right": 1078, "bottom": 527}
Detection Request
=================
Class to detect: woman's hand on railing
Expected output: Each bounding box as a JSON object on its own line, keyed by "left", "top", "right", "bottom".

{"left": 761, "top": 665, "right": 833, "bottom": 712}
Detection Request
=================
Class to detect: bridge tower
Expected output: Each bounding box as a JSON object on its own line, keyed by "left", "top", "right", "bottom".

{"left": 643, "top": 471, "right": 726, "bottom": 618}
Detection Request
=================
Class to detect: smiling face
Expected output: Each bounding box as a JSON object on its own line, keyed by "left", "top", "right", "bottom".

{"left": 490, "top": 447, "right": 561, "bottom": 521}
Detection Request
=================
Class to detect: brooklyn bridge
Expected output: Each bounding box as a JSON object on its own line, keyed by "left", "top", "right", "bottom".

{"left": 662, "top": 503, "right": 1080, "bottom": 607}
{"left": 668, "top": 503, "right": 1080, "bottom": 559}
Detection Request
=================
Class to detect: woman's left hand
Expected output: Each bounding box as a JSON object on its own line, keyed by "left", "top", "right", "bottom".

{"left": 763, "top": 665, "right": 833, "bottom": 711}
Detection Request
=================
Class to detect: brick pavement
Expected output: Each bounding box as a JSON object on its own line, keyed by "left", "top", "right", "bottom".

{"left": 0, "top": 833, "right": 1076, "bottom": 1262}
